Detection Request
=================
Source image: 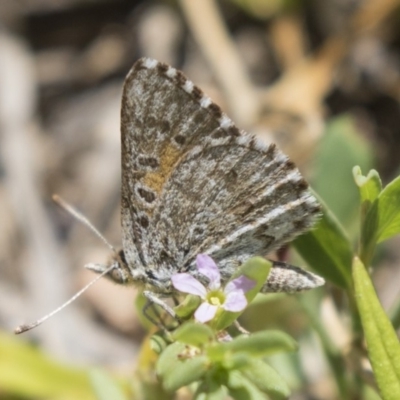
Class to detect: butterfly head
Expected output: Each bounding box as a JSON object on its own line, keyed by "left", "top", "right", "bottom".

{"left": 85, "top": 249, "right": 133, "bottom": 285}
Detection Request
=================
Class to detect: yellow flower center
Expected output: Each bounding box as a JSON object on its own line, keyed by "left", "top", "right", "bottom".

{"left": 206, "top": 290, "right": 225, "bottom": 306}
{"left": 209, "top": 296, "right": 220, "bottom": 306}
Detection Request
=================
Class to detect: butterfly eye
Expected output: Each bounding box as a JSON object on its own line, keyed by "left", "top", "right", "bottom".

{"left": 108, "top": 262, "right": 130, "bottom": 284}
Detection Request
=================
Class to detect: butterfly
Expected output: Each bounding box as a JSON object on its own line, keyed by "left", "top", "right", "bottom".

{"left": 85, "top": 58, "right": 323, "bottom": 317}
{"left": 14, "top": 58, "right": 324, "bottom": 335}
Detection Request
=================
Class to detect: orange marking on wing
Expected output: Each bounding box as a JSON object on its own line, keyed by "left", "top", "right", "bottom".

{"left": 142, "top": 142, "right": 182, "bottom": 195}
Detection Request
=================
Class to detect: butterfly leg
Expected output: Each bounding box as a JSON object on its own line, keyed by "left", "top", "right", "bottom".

{"left": 143, "top": 290, "right": 177, "bottom": 319}
{"left": 234, "top": 320, "right": 250, "bottom": 335}
{"left": 142, "top": 298, "right": 167, "bottom": 329}
{"left": 172, "top": 296, "right": 180, "bottom": 307}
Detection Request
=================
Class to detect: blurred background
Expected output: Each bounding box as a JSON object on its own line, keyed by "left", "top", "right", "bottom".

{"left": 1, "top": 0, "right": 400, "bottom": 399}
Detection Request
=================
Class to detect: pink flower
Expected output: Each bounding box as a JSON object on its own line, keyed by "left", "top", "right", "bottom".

{"left": 171, "top": 254, "right": 255, "bottom": 323}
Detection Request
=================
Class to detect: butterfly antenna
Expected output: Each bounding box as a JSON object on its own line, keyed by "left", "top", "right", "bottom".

{"left": 14, "top": 263, "right": 116, "bottom": 334}
{"left": 14, "top": 195, "right": 123, "bottom": 334}
{"left": 52, "top": 194, "right": 118, "bottom": 257}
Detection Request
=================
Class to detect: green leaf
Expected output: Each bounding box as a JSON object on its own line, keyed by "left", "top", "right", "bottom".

{"left": 89, "top": 369, "right": 128, "bottom": 400}
{"left": 360, "top": 202, "right": 379, "bottom": 267}
{"left": 212, "top": 257, "right": 272, "bottom": 331}
{"left": 241, "top": 359, "right": 290, "bottom": 399}
{"left": 0, "top": 332, "right": 95, "bottom": 399}
{"left": 149, "top": 332, "right": 170, "bottom": 355}
{"left": 174, "top": 294, "right": 201, "bottom": 319}
{"left": 216, "top": 330, "right": 297, "bottom": 358}
{"left": 135, "top": 292, "right": 154, "bottom": 330}
{"left": 293, "top": 193, "right": 353, "bottom": 289}
{"left": 353, "top": 166, "right": 382, "bottom": 207}
{"left": 173, "top": 322, "right": 215, "bottom": 346}
{"left": 194, "top": 380, "right": 227, "bottom": 400}
{"left": 156, "top": 342, "right": 186, "bottom": 376}
{"left": 206, "top": 343, "right": 227, "bottom": 363}
{"left": 222, "top": 353, "right": 250, "bottom": 370}
{"left": 163, "top": 355, "right": 209, "bottom": 392}
{"left": 168, "top": 356, "right": 209, "bottom": 392}
{"left": 156, "top": 342, "right": 209, "bottom": 392}
{"left": 372, "top": 175, "right": 400, "bottom": 243}
{"left": 361, "top": 174, "right": 400, "bottom": 265}
{"left": 354, "top": 167, "right": 382, "bottom": 266}
{"left": 353, "top": 257, "right": 400, "bottom": 400}
{"left": 226, "top": 370, "right": 267, "bottom": 400}
{"left": 235, "top": 257, "right": 272, "bottom": 301}
{"left": 156, "top": 342, "right": 185, "bottom": 377}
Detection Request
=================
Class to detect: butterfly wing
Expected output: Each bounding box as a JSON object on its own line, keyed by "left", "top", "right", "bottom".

{"left": 121, "top": 58, "right": 320, "bottom": 287}
{"left": 148, "top": 134, "right": 320, "bottom": 276}
{"left": 121, "top": 58, "right": 232, "bottom": 276}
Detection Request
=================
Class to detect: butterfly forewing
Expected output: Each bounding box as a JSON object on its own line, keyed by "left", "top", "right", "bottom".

{"left": 121, "top": 58, "right": 320, "bottom": 289}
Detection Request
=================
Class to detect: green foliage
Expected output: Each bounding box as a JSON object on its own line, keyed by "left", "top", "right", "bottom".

{"left": 293, "top": 193, "right": 353, "bottom": 289}
{"left": 295, "top": 166, "right": 400, "bottom": 399}
{"left": 156, "top": 342, "right": 209, "bottom": 392}
{"left": 211, "top": 330, "right": 297, "bottom": 358}
{"left": 156, "top": 328, "right": 294, "bottom": 398}
{"left": 89, "top": 369, "right": 129, "bottom": 400}
{"left": 0, "top": 331, "right": 99, "bottom": 399}
{"left": 353, "top": 166, "right": 382, "bottom": 209}
{"left": 173, "top": 322, "right": 215, "bottom": 346}
{"left": 153, "top": 258, "right": 292, "bottom": 399}
{"left": 294, "top": 115, "right": 374, "bottom": 290}
{"left": 353, "top": 257, "right": 400, "bottom": 400}
{"left": 359, "top": 172, "right": 400, "bottom": 266}
{"left": 135, "top": 291, "right": 155, "bottom": 330}
{"left": 175, "top": 293, "right": 202, "bottom": 319}
{"left": 370, "top": 175, "right": 400, "bottom": 243}
{"left": 150, "top": 331, "right": 170, "bottom": 354}
{"left": 240, "top": 359, "right": 290, "bottom": 400}
{"left": 348, "top": 168, "right": 400, "bottom": 399}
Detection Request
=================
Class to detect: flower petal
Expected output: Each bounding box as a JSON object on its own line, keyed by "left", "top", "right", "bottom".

{"left": 224, "top": 275, "right": 256, "bottom": 294}
{"left": 196, "top": 254, "right": 221, "bottom": 290}
{"left": 223, "top": 291, "right": 248, "bottom": 312}
{"left": 194, "top": 302, "right": 218, "bottom": 323}
{"left": 171, "top": 273, "right": 207, "bottom": 298}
